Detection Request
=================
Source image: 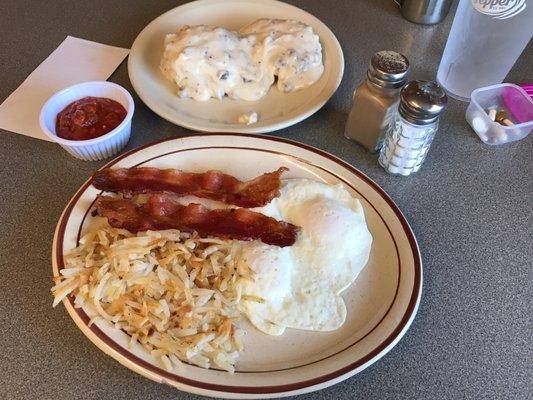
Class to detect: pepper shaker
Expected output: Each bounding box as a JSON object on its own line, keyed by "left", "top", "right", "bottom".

{"left": 344, "top": 51, "right": 410, "bottom": 152}
{"left": 378, "top": 80, "right": 447, "bottom": 176}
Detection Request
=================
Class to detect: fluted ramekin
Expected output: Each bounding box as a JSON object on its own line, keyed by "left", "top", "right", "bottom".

{"left": 40, "top": 81, "right": 134, "bottom": 161}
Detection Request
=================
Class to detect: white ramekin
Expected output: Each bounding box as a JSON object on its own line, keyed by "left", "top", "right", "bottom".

{"left": 40, "top": 81, "right": 135, "bottom": 161}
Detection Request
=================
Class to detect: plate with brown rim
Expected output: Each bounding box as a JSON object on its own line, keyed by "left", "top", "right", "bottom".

{"left": 52, "top": 133, "right": 422, "bottom": 398}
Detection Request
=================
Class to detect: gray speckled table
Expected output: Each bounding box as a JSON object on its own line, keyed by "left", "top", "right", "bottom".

{"left": 1, "top": 0, "right": 531, "bottom": 399}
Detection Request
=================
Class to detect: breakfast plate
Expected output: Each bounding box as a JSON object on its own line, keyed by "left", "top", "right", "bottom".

{"left": 128, "top": 0, "right": 344, "bottom": 133}
{"left": 52, "top": 134, "right": 422, "bottom": 398}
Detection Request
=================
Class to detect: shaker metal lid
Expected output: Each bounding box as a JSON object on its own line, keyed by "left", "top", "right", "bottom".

{"left": 399, "top": 80, "right": 447, "bottom": 124}
{"left": 368, "top": 51, "right": 410, "bottom": 88}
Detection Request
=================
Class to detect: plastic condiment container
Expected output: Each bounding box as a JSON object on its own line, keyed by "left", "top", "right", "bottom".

{"left": 466, "top": 83, "right": 532, "bottom": 145}
{"left": 40, "top": 81, "right": 134, "bottom": 161}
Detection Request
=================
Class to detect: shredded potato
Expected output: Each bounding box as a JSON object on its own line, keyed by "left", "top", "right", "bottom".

{"left": 51, "top": 224, "right": 251, "bottom": 373}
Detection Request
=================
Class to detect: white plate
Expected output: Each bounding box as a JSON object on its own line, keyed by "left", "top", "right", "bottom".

{"left": 52, "top": 134, "right": 422, "bottom": 398}
{"left": 128, "top": 0, "right": 344, "bottom": 133}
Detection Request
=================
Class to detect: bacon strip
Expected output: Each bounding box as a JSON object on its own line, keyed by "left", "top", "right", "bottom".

{"left": 92, "top": 167, "right": 288, "bottom": 207}
{"left": 94, "top": 194, "right": 299, "bottom": 247}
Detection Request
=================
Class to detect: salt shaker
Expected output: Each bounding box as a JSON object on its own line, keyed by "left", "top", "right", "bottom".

{"left": 344, "top": 51, "right": 410, "bottom": 152}
{"left": 378, "top": 80, "right": 447, "bottom": 176}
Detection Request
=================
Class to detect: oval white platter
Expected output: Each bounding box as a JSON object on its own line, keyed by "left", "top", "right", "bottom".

{"left": 128, "top": 0, "right": 344, "bottom": 133}
{"left": 52, "top": 134, "right": 422, "bottom": 398}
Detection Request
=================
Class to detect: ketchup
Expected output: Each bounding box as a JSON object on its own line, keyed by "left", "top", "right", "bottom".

{"left": 55, "top": 96, "right": 127, "bottom": 141}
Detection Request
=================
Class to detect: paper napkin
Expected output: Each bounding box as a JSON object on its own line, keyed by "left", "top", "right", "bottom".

{"left": 0, "top": 36, "right": 129, "bottom": 141}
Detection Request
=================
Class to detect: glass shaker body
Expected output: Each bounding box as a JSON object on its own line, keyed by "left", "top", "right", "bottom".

{"left": 378, "top": 113, "right": 439, "bottom": 176}
{"left": 344, "top": 80, "right": 402, "bottom": 152}
{"left": 379, "top": 80, "right": 447, "bottom": 176}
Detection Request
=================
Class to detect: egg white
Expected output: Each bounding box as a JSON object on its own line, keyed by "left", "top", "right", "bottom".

{"left": 237, "top": 179, "right": 373, "bottom": 335}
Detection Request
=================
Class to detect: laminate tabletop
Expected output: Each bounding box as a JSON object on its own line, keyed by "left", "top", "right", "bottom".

{"left": 0, "top": 1, "right": 531, "bottom": 399}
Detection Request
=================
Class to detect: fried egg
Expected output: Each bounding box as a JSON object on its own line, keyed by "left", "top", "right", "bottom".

{"left": 237, "top": 179, "right": 373, "bottom": 335}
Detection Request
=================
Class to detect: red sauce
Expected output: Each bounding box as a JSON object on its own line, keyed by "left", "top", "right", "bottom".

{"left": 55, "top": 96, "right": 127, "bottom": 141}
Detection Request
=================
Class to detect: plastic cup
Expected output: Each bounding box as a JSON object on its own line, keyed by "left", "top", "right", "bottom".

{"left": 437, "top": 0, "right": 533, "bottom": 101}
